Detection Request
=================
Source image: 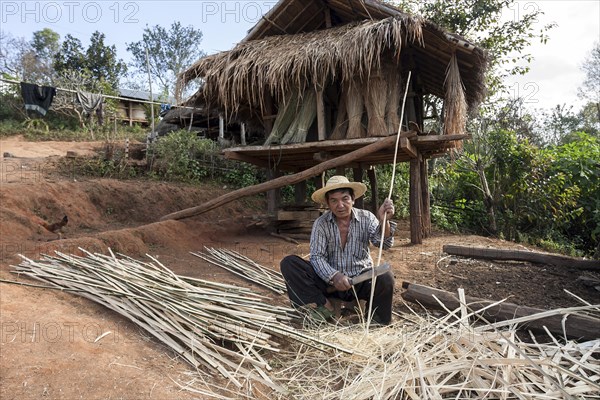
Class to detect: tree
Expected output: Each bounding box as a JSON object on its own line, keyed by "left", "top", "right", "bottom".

{"left": 395, "top": 0, "right": 555, "bottom": 96}
{"left": 53, "top": 34, "right": 86, "bottom": 73}
{"left": 31, "top": 28, "right": 60, "bottom": 61}
{"left": 53, "top": 32, "right": 126, "bottom": 90}
{"left": 86, "top": 31, "right": 126, "bottom": 88}
{"left": 26, "top": 28, "right": 61, "bottom": 83}
{"left": 539, "top": 105, "right": 581, "bottom": 145}
{"left": 577, "top": 102, "right": 600, "bottom": 138}
{"left": 0, "top": 30, "right": 51, "bottom": 84}
{"left": 126, "top": 22, "right": 206, "bottom": 101}
{"left": 577, "top": 42, "right": 600, "bottom": 126}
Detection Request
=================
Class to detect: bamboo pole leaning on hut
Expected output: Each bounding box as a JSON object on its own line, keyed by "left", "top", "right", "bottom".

{"left": 330, "top": 90, "right": 348, "bottom": 140}
{"left": 280, "top": 90, "right": 317, "bottom": 144}
{"left": 160, "top": 134, "right": 398, "bottom": 221}
{"left": 264, "top": 91, "right": 301, "bottom": 145}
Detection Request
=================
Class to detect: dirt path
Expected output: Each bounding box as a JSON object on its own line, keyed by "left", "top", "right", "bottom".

{"left": 1, "top": 135, "right": 103, "bottom": 158}
{"left": 1, "top": 137, "right": 598, "bottom": 399}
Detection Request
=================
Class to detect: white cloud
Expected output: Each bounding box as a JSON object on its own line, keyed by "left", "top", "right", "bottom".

{"left": 505, "top": 0, "right": 600, "bottom": 110}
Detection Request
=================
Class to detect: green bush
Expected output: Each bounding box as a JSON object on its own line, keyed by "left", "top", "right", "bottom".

{"left": 150, "top": 130, "right": 219, "bottom": 182}
{"left": 430, "top": 130, "right": 599, "bottom": 257}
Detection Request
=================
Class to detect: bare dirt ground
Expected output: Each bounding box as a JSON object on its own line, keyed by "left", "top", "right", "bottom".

{"left": 1, "top": 136, "right": 599, "bottom": 399}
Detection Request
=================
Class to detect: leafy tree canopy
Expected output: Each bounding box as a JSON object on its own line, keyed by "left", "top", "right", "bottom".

{"left": 395, "top": 0, "right": 556, "bottom": 95}
{"left": 53, "top": 31, "right": 126, "bottom": 89}
{"left": 53, "top": 34, "right": 86, "bottom": 74}
{"left": 31, "top": 28, "right": 60, "bottom": 61}
{"left": 86, "top": 31, "right": 126, "bottom": 87}
{"left": 126, "top": 22, "right": 206, "bottom": 101}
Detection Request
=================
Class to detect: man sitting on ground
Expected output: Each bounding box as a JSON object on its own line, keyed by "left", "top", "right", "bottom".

{"left": 280, "top": 175, "right": 396, "bottom": 324}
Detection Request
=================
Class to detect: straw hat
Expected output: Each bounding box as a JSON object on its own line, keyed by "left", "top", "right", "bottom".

{"left": 311, "top": 175, "right": 367, "bottom": 205}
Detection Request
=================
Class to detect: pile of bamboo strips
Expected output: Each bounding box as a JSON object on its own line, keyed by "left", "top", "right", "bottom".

{"left": 11, "top": 250, "right": 599, "bottom": 398}
{"left": 271, "top": 300, "right": 600, "bottom": 399}
{"left": 11, "top": 249, "right": 348, "bottom": 392}
{"left": 191, "top": 247, "right": 287, "bottom": 294}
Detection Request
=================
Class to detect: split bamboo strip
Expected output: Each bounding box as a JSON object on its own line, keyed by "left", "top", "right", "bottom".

{"left": 280, "top": 90, "right": 317, "bottom": 144}
{"left": 264, "top": 91, "right": 301, "bottom": 145}
{"left": 385, "top": 62, "right": 402, "bottom": 134}
{"left": 330, "top": 90, "right": 348, "bottom": 140}
{"left": 268, "top": 301, "right": 600, "bottom": 399}
{"left": 191, "top": 247, "right": 287, "bottom": 294}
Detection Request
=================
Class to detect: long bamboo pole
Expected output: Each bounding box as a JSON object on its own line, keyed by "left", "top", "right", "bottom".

{"left": 160, "top": 134, "right": 398, "bottom": 221}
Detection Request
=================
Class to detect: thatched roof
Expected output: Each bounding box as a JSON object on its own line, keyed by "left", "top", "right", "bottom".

{"left": 178, "top": 0, "right": 488, "bottom": 117}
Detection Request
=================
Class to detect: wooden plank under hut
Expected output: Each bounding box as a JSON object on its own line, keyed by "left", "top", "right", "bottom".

{"left": 275, "top": 206, "right": 322, "bottom": 239}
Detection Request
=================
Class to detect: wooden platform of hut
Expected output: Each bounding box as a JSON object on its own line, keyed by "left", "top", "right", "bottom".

{"left": 223, "top": 133, "right": 466, "bottom": 172}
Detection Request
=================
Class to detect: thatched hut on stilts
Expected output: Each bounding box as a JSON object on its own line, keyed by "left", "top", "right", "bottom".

{"left": 176, "top": 0, "right": 488, "bottom": 244}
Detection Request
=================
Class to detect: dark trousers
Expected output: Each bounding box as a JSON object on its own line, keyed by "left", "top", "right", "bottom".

{"left": 280, "top": 255, "right": 395, "bottom": 324}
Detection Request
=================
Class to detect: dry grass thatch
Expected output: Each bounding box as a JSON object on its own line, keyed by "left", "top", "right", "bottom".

{"left": 346, "top": 78, "right": 367, "bottom": 139}
{"left": 365, "top": 71, "right": 389, "bottom": 137}
{"left": 444, "top": 53, "right": 468, "bottom": 137}
{"left": 385, "top": 63, "right": 402, "bottom": 134}
{"left": 179, "top": 16, "right": 424, "bottom": 114}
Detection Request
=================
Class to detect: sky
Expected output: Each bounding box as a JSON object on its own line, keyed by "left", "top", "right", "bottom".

{"left": 1, "top": 0, "right": 598, "bottom": 112}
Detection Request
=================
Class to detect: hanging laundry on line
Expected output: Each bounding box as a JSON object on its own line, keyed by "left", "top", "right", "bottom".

{"left": 160, "top": 103, "right": 172, "bottom": 117}
{"left": 20, "top": 82, "right": 57, "bottom": 117}
{"left": 76, "top": 91, "right": 104, "bottom": 125}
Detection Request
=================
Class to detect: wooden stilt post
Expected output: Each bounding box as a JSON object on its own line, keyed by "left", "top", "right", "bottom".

{"left": 267, "top": 168, "right": 281, "bottom": 213}
{"left": 409, "top": 154, "right": 423, "bottom": 244}
{"left": 367, "top": 165, "right": 379, "bottom": 214}
{"left": 240, "top": 123, "right": 246, "bottom": 146}
{"left": 316, "top": 89, "right": 326, "bottom": 141}
{"left": 324, "top": 7, "right": 332, "bottom": 28}
{"left": 294, "top": 181, "right": 307, "bottom": 205}
{"left": 353, "top": 166, "right": 364, "bottom": 209}
{"left": 405, "top": 81, "right": 418, "bottom": 131}
{"left": 420, "top": 158, "right": 431, "bottom": 237}
{"left": 219, "top": 114, "right": 224, "bottom": 139}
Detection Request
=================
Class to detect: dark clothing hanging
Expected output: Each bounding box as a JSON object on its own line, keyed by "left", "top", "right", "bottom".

{"left": 20, "top": 82, "right": 57, "bottom": 116}
{"left": 76, "top": 91, "right": 104, "bottom": 125}
{"left": 95, "top": 102, "right": 104, "bottom": 126}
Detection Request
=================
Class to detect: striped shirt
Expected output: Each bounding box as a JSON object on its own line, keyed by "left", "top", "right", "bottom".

{"left": 310, "top": 208, "right": 396, "bottom": 282}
